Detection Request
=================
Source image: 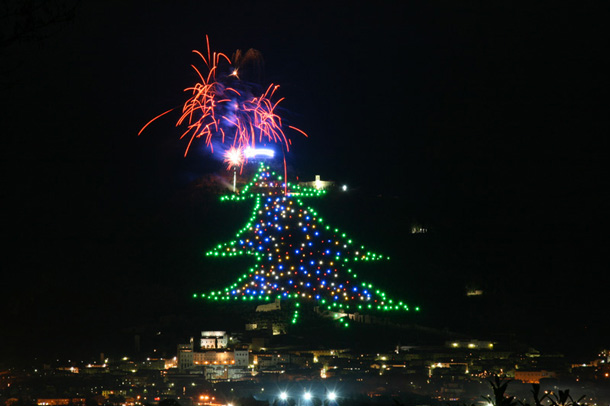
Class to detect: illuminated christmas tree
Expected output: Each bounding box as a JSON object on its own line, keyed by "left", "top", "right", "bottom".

{"left": 136, "top": 38, "right": 418, "bottom": 326}
{"left": 194, "top": 163, "right": 418, "bottom": 326}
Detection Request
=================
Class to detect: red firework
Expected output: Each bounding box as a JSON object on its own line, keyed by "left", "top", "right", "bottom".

{"left": 138, "top": 36, "right": 307, "bottom": 162}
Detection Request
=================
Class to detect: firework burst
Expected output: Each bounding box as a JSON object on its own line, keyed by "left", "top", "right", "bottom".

{"left": 224, "top": 146, "right": 244, "bottom": 170}
{"left": 139, "top": 36, "right": 307, "bottom": 169}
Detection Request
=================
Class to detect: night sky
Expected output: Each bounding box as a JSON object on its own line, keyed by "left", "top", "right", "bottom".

{"left": 2, "top": 1, "right": 608, "bottom": 363}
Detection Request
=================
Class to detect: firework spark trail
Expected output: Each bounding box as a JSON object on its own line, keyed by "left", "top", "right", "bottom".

{"left": 138, "top": 36, "right": 308, "bottom": 176}
{"left": 137, "top": 108, "right": 175, "bottom": 136}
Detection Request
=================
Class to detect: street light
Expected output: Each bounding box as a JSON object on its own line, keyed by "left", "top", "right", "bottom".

{"left": 279, "top": 392, "right": 288, "bottom": 401}
{"left": 327, "top": 392, "right": 337, "bottom": 402}
{"left": 303, "top": 392, "right": 312, "bottom": 401}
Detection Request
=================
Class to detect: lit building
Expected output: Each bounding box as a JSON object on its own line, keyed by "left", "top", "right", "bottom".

{"left": 256, "top": 298, "right": 281, "bottom": 312}
{"left": 234, "top": 346, "right": 250, "bottom": 367}
{"left": 202, "top": 364, "right": 249, "bottom": 381}
{"left": 37, "top": 399, "right": 86, "bottom": 406}
{"left": 193, "top": 351, "right": 234, "bottom": 366}
{"left": 253, "top": 352, "right": 291, "bottom": 369}
{"left": 177, "top": 342, "right": 194, "bottom": 370}
{"left": 298, "top": 175, "right": 334, "bottom": 191}
{"left": 200, "top": 331, "right": 228, "bottom": 349}
{"left": 176, "top": 338, "right": 250, "bottom": 373}
{"left": 514, "top": 370, "right": 556, "bottom": 384}
{"left": 445, "top": 339, "right": 494, "bottom": 350}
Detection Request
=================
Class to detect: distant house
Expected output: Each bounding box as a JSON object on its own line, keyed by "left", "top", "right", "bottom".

{"left": 298, "top": 175, "right": 335, "bottom": 190}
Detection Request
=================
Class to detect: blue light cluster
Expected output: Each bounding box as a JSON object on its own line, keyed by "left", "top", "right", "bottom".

{"left": 196, "top": 164, "right": 418, "bottom": 318}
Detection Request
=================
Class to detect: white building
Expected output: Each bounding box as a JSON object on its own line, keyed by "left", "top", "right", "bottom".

{"left": 256, "top": 298, "right": 281, "bottom": 312}
{"left": 234, "top": 348, "right": 250, "bottom": 367}
{"left": 299, "top": 175, "right": 334, "bottom": 191}
{"left": 204, "top": 364, "right": 250, "bottom": 381}
{"left": 200, "top": 331, "right": 228, "bottom": 349}
{"left": 177, "top": 341, "right": 194, "bottom": 370}
{"left": 177, "top": 333, "right": 251, "bottom": 375}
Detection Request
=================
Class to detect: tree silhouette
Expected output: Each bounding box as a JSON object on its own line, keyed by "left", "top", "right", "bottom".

{"left": 548, "top": 389, "right": 587, "bottom": 406}
{"left": 518, "top": 384, "right": 549, "bottom": 406}
{"left": 483, "top": 377, "right": 517, "bottom": 406}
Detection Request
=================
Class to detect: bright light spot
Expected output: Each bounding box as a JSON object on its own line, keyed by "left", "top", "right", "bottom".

{"left": 279, "top": 392, "right": 288, "bottom": 401}
{"left": 342, "top": 185, "right": 347, "bottom": 191}
{"left": 327, "top": 392, "right": 337, "bottom": 401}
{"left": 245, "top": 147, "right": 274, "bottom": 158}
{"left": 303, "top": 392, "right": 312, "bottom": 401}
{"left": 224, "top": 147, "right": 244, "bottom": 168}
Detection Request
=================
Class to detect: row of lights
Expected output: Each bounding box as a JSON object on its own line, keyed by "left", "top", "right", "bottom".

{"left": 278, "top": 391, "right": 338, "bottom": 402}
